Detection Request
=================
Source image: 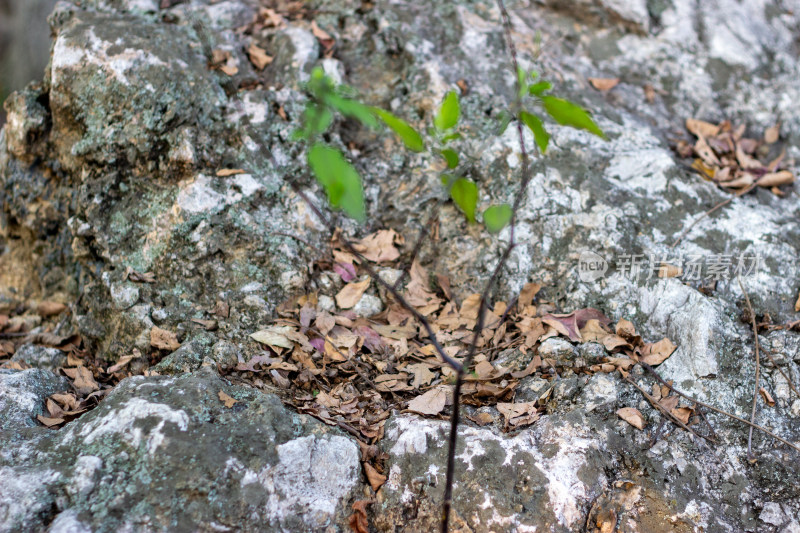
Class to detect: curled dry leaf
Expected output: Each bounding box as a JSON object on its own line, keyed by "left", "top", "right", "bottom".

{"left": 639, "top": 338, "right": 676, "bottom": 366}
{"left": 363, "top": 462, "right": 387, "bottom": 491}
{"left": 150, "top": 326, "right": 181, "bottom": 351}
{"left": 759, "top": 387, "right": 775, "bottom": 407}
{"left": 757, "top": 171, "right": 794, "bottom": 188}
{"left": 336, "top": 278, "right": 371, "bottom": 309}
{"left": 588, "top": 77, "right": 619, "bottom": 91}
{"left": 246, "top": 42, "right": 273, "bottom": 70}
{"left": 686, "top": 118, "right": 720, "bottom": 138}
{"left": 349, "top": 500, "right": 371, "bottom": 533}
{"left": 616, "top": 407, "right": 645, "bottom": 430}
{"left": 216, "top": 168, "right": 245, "bottom": 177}
{"left": 37, "top": 301, "right": 67, "bottom": 317}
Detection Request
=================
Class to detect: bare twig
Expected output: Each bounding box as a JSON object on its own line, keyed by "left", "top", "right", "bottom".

{"left": 738, "top": 276, "right": 761, "bottom": 462}
{"left": 623, "top": 373, "right": 715, "bottom": 446}
{"left": 441, "top": 1, "right": 536, "bottom": 530}
{"left": 392, "top": 209, "right": 439, "bottom": 292}
{"left": 640, "top": 362, "right": 800, "bottom": 455}
{"left": 671, "top": 180, "right": 761, "bottom": 248}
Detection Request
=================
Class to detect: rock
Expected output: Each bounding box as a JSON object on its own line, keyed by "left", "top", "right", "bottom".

{"left": 11, "top": 344, "right": 67, "bottom": 371}
{"left": 1, "top": 0, "right": 800, "bottom": 529}
{"left": 151, "top": 332, "right": 215, "bottom": 374}
{"left": 351, "top": 292, "right": 384, "bottom": 317}
{"left": 539, "top": 337, "right": 577, "bottom": 361}
{"left": 0, "top": 368, "right": 70, "bottom": 432}
{"left": 0, "top": 371, "right": 361, "bottom": 531}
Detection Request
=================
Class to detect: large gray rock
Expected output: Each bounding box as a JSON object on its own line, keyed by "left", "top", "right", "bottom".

{"left": 0, "top": 370, "right": 361, "bottom": 532}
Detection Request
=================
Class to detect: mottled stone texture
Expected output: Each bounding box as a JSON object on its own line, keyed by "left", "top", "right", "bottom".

{"left": 1, "top": 0, "right": 800, "bottom": 531}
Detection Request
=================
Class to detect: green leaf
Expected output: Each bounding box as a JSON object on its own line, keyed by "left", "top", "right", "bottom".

{"left": 540, "top": 96, "right": 605, "bottom": 138}
{"left": 528, "top": 81, "right": 552, "bottom": 96}
{"left": 483, "top": 204, "right": 512, "bottom": 234}
{"left": 519, "top": 111, "right": 550, "bottom": 154}
{"left": 434, "top": 90, "right": 460, "bottom": 131}
{"left": 441, "top": 132, "right": 462, "bottom": 143}
{"left": 297, "top": 104, "right": 333, "bottom": 140}
{"left": 371, "top": 108, "right": 424, "bottom": 152}
{"left": 449, "top": 178, "right": 478, "bottom": 222}
{"left": 517, "top": 66, "right": 528, "bottom": 97}
{"left": 324, "top": 93, "right": 379, "bottom": 129}
{"left": 495, "top": 110, "right": 513, "bottom": 136}
{"left": 307, "top": 143, "right": 366, "bottom": 222}
{"left": 440, "top": 148, "right": 459, "bottom": 169}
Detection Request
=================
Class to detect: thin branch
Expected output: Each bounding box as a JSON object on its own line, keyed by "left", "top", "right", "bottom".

{"left": 640, "top": 362, "right": 800, "bottom": 455}
{"left": 442, "top": 1, "right": 535, "bottom": 530}
{"left": 393, "top": 209, "right": 439, "bottom": 292}
{"left": 623, "top": 373, "right": 715, "bottom": 447}
{"left": 738, "top": 276, "right": 761, "bottom": 462}
{"left": 671, "top": 179, "right": 764, "bottom": 248}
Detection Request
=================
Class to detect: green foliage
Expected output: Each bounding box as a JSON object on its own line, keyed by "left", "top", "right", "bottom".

{"left": 307, "top": 143, "right": 366, "bottom": 222}
{"left": 540, "top": 95, "right": 605, "bottom": 138}
{"left": 434, "top": 90, "right": 460, "bottom": 132}
{"left": 372, "top": 108, "right": 425, "bottom": 152}
{"left": 483, "top": 204, "right": 513, "bottom": 234}
{"left": 519, "top": 111, "right": 550, "bottom": 154}
{"left": 449, "top": 178, "right": 478, "bottom": 222}
{"left": 440, "top": 148, "right": 459, "bottom": 169}
{"left": 528, "top": 81, "right": 552, "bottom": 96}
{"left": 292, "top": 65, "right": 603, "bottom": 235}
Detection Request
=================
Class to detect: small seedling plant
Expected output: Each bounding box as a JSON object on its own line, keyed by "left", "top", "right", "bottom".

{"left": 287, "top": 2, "right": 604, "bottom": 529}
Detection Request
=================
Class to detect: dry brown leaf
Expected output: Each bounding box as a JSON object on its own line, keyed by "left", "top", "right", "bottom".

{"left": 735, "top": 145, "right": 763, "bottom": 170}
{"left": 363, "top": 463, "right": 387, "bottom": 491}
{"left": 406, "top": 363, "right": 436, "bottom": 389}
{"left": 757, "top": 171, "right": 794, "bottom": 188}
{"left": 250, "top": 325, "right": 295, "bottom": 351}
{"left": 358, "top": 229, "right": 403, "bottom": 263}
{"left": 616, "top": 407, "right": 645, "bottom": 430}
{"left": 407, "top": 386, "right": 448, "bottom": 415}
{"left": 63, "top": 366, "right": 100, "bottom": 395}
{"left": 759, "top": 387, "right": 775, "bottom": 407}
{"left": 795, "top": 291, "right": 800, "bottom": 313}
{"left": 37, "top": 301, "right": 67, "bottom": 317}
{"left": 108, "top": 353, "right": 136, "bottom": 374}
{"left": 518, "top": 282, "right": 542, "bottom": 308}
{"left": 150, "top": 327, "right": 181, "bottom": 351}
{"left": 218, "top": 390, "right": 238, "bottom": 408}
{"left": 671, "top": 406, "right": 692, "bottom": 424}
{"left": 467, "top": 412, "right": 495, "bottom": 426}
{"left": 37, "top": 415, "right": 65, "bottom": 427}
{"left": 721, "top": 173, "right": 755, "bottom": 189}
{"left": 657, "top": 263, "right": 682, "bottom": 278}
{"left": 247, "top": 42, "right": 273, "bottom": 70}
{"left": 336, "top": 278, "right": 371, "bottom": 309}
{"left": 639, "top": 338, "right": 676, "bottom": 366}
{"left": 694, "top": 136, "right": 721, "bottom": 166}
{"left": 644, "top": 83, "right": 656, "bottom": 103}
{"left": 216, "top": 168, "right": 245, "bottom": 177}
{"left": 349, "top": 500, "right": 371, "bottom": 533}
{"left": 588, "top": 77, "right": 619, "bottom": 91}
{"left": 496, "top": 401, "right": 539, "bottom": 429}
{"left": 219, "top": 63, "right": 238, "bottom": 76}
{"left": 686, "top": 118, "right": 720, "bottom": 138}
{"left": 214, "top": 300, "right": 230, "bottom": 318}
{"left": 405, "top": 260, "right": 442, "bottom": 311}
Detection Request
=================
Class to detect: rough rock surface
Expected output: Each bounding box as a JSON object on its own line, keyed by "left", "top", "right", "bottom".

{"left": 1, "top": 0, "right": 800, "bottom": 531}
